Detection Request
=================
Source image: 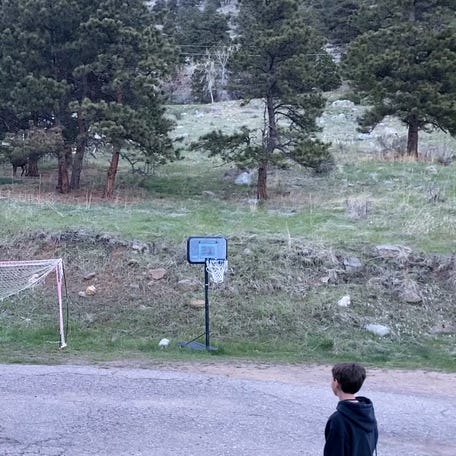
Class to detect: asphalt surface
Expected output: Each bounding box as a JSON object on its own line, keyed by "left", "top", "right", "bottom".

{"left": 0, "top": 363, "right": 455, "bottom": 455}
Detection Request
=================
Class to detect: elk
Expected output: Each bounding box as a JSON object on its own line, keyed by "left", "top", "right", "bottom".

{"left": 10, "top": 156, "right": 28, "bottom": 177}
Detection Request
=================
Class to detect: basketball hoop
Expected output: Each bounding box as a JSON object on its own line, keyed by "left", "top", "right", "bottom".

{"left": 206, "top": 259, "right": 228, "bottom": 284}
{"left": 184, "top": 236, "right": 228, "bottom": 350}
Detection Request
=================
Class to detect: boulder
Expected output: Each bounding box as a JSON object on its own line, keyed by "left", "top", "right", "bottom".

{"left": 376, "top": 244, "right": 411, "bottom": 259}
{"left": 365, "top": 323, "right": 390, "bottom": 337}
{"left": 343, "top": 257, "right": 363, "bottom": 272}
{"left": 235, "top": 171, "right": 254, "bottom": 185}
{"left": 131, "top": 240, "right": 149, "bottom": 254}
{"left": 83, "top": 272, "right": 96, "bottom": 281}
{"left": 400, "top": 289, "right": 422, "bottom": 304}
{"left": 338, "top": 295, "right": 351, "bottom": 307}
{"left": 85, "top": 285, "right": 97, "bottom": 296}
{"left": 189, "top": 299, "right": 205, "bottom": 309}
{"left": 177, "top": 279, "right": 200, "bottom": 291}
{"left": 148, "top": 268, "right": 167, "bottom": 280}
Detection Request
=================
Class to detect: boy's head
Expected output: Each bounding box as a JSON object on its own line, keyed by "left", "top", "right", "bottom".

{"left": 331, "top": 362, "right": 366, "bottom": 394}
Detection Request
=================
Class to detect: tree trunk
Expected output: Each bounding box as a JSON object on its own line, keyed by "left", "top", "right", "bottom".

{"left": 56, "top": 145, "right": 71, "bottom": 194}
{"left": 266, "top": 96, "right": 279, "bottom": 151}
{"left": 406, "top": 122, "right": 419, "bottom": 158}
{"left": 70, "top": 115, "right": 87, "bottom": 190}
{"left": 104, "top": 144, "right": 120, "bottom": 198}
{"left": 256, "top": 95, "right": 278, "bottom": 201}
{"left": 408, "top": 1, "right": 417, "bottom": 22}
{"left": 104, "top": 87, "right": 124, "bottom": 198}
{"left": 27, "top": 154, "right": 40, "bottom": 177}
{"left": 257, "top": 163, "right": 268, "bottom": 200}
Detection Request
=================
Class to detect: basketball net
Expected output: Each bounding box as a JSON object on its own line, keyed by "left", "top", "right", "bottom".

{"left": 206, "top": 259, "right": 228, "bottom": 284}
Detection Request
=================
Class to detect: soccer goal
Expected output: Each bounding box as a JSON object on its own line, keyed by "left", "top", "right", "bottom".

{"left": 0, "top": 258, "right": 67, "bottom": 348}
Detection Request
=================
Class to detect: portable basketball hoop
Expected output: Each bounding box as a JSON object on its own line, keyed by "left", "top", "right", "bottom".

{"left": 180, "top": 236, "right": 228, "bottom": 351}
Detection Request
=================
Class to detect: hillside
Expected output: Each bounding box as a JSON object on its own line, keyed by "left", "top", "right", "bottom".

{"left": 0, "top": 95, "right": 455, "bottom": 370}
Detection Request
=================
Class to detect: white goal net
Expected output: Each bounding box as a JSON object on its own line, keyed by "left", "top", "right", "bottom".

{"left": 0, "top": 259, "right": 67, "bottom": 348}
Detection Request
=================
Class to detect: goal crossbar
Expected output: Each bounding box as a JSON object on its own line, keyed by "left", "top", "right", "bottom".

{"left": 0, "top": 259, "right": 67, "bottom": 348}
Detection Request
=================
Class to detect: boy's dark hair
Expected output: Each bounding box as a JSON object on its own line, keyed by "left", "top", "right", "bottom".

{"left": 332, "top": 362, "right": 366, "bottom": 394}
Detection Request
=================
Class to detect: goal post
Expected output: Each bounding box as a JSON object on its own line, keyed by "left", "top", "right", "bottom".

{"left": 0, "top": 258, "right": 67, "bottom": 348}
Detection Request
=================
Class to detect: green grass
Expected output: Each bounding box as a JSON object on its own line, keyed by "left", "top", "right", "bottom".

{"left": 2, "top": 158, "right": 454, "bottom": 251}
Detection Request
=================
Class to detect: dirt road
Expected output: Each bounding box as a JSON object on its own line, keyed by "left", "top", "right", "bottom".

{"left": 0, "top": 362, "right": 454, "bottom": 455}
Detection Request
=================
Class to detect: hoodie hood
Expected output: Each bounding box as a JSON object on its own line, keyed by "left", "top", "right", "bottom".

{"left": 336, "top": 396, "right": 377, "bottom": 433}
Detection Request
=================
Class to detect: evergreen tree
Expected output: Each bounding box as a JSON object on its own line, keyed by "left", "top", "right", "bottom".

{"left": 355, "top": 0, "right": 456, "bottom": 33}
{"left": 159, "top": 0, "right": 230, "bottom": 57}
{"left": 344, "top": 1, "right": 456, "bottom": 156}
{"left": 73, "top": 0, "right": 177, "bottom": 197}
{"left": 0, "top": 0, "right": 177, "bottom": 195}
{"left": 309, "top": 0, "right": 362, "bottom": 45}
{"left": 175, "top": 3, "right": 230, "bottom": 53}
{"left": 194, "top": 0, "right": 339, "bottom": 200}
{"left": 0, "top": 0, "right": 85, "bottom": 185}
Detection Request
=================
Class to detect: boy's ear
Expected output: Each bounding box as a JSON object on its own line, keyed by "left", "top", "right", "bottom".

{"left": 331, "top": 378, "right": 341, "bottom": 395}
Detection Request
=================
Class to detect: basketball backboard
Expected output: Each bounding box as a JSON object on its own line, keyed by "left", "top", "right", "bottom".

{"left": 187, "top": 236, "right": 227, "bottom": 264}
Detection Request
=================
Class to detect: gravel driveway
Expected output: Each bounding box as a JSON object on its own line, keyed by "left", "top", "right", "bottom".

{"left": 0, "top": 362, "right": 455, "bottom": 455}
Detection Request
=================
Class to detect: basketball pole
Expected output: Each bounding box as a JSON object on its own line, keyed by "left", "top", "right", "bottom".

{"left": 178, "top": 260, "right": 216, "bottom": 351}
{"left": 204, "top": 262, "right": 210, "bottom": 350}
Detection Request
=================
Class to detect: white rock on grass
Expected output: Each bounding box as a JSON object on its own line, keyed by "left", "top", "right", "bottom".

{"left": 235, "top": 171, "right": 254, "bottom": 185}
{"left": 338, "top": 295, "right": 351, "bottom": 307}
{"left": 158, "top": 338, "right": 170, "bottom": 348}
{"left": 365, "top": 324, "right": 390, "bottom": 337}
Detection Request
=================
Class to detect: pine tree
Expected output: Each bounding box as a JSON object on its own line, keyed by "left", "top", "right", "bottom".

{"left": 0, "top": 0, "right": 85, "bottom": 186}
{"left": 72, "top": 0, "right": 177, "bottom": 197}
{"left": 0, "top": 0, "right": 177, "bottom": 195}
{"left": 344, "top": 1, "right": 456, "bottom": 156}
{"left": 194, "top": 0, "right": 339, "bottom": 200}
{"left": 309, "top": 0, "right": 362, "bottom": 45}
{"left": 355, "top": 0, "right": 456, "bottom": 33}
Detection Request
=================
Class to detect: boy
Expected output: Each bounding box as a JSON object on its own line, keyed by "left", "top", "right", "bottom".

{"left": 324, "top": 362, "right": 378, "bottom": 456}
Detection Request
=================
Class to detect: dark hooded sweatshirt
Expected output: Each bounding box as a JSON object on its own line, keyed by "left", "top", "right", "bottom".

{"left": 324, "top": 397, "right": 378, "bottom": 456}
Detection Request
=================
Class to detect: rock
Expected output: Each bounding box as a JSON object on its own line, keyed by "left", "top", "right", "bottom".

{"left": 78, "top": 291, "right": 87, "bottom": 298}
{"left": 148, "top": 268, "right": 167, "bottom": 280}
{"left": 189, "top": 299, "right": 205, "bottom": 309}
{"left": 83, "top": 272, "right": 96, "bottom": 281}
{"left": 202, "top": 191, "right": 216, "bottom": 198}
{"left": 399, "top": 279, "right": 422, "bottom": 303}
{"left": 376, "top": 244, "right": 411, "bottom": 259}
{"left": 131, "top": 240, "right": 149, "bottom": 254}
{"left": 400, "top": 289, "right": 422, "bottom": 304}
{"left": 343, "top": 257, "right": 363, "bottom": 272}
{"left": 331, "top": 100, "right": 355, "bottom": 109}
{"left": 320, "top": 270, "right": 338, "bottom": 284}
{"left": 338, "top": 295, "right": 351, "bottom": 307}
{"left": 127, "top": 259, "right": 140, "bottom": 267}
{"left": 357, "top": 133, "right": 371, "bottom": 141}
{"left": 235, "top": 171, "right": 254, "bottom": 185}
{"left": 85, "top": 285, "right": 97, "bottom": 296}
{"left": 177, "top": 279, "right": 200, "bottom": 291}
{"left": 158, "top": 338, "right": 170, "bottom": 348}
{"left": 365, "top": 324, "right": 390, "bottom": 337}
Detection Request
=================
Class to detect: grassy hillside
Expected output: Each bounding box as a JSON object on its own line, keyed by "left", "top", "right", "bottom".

{"left": 0, "top": 98, "right": 455, "bottom": 370}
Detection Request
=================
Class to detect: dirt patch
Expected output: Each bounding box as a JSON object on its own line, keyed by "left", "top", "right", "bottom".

{"left": 101, "top": 359, "right": 456, "bottom": 398}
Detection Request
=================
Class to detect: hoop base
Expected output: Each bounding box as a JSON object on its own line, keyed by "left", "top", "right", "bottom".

{"left": 179, "top": 341, "right": 217, "bottom": 351}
